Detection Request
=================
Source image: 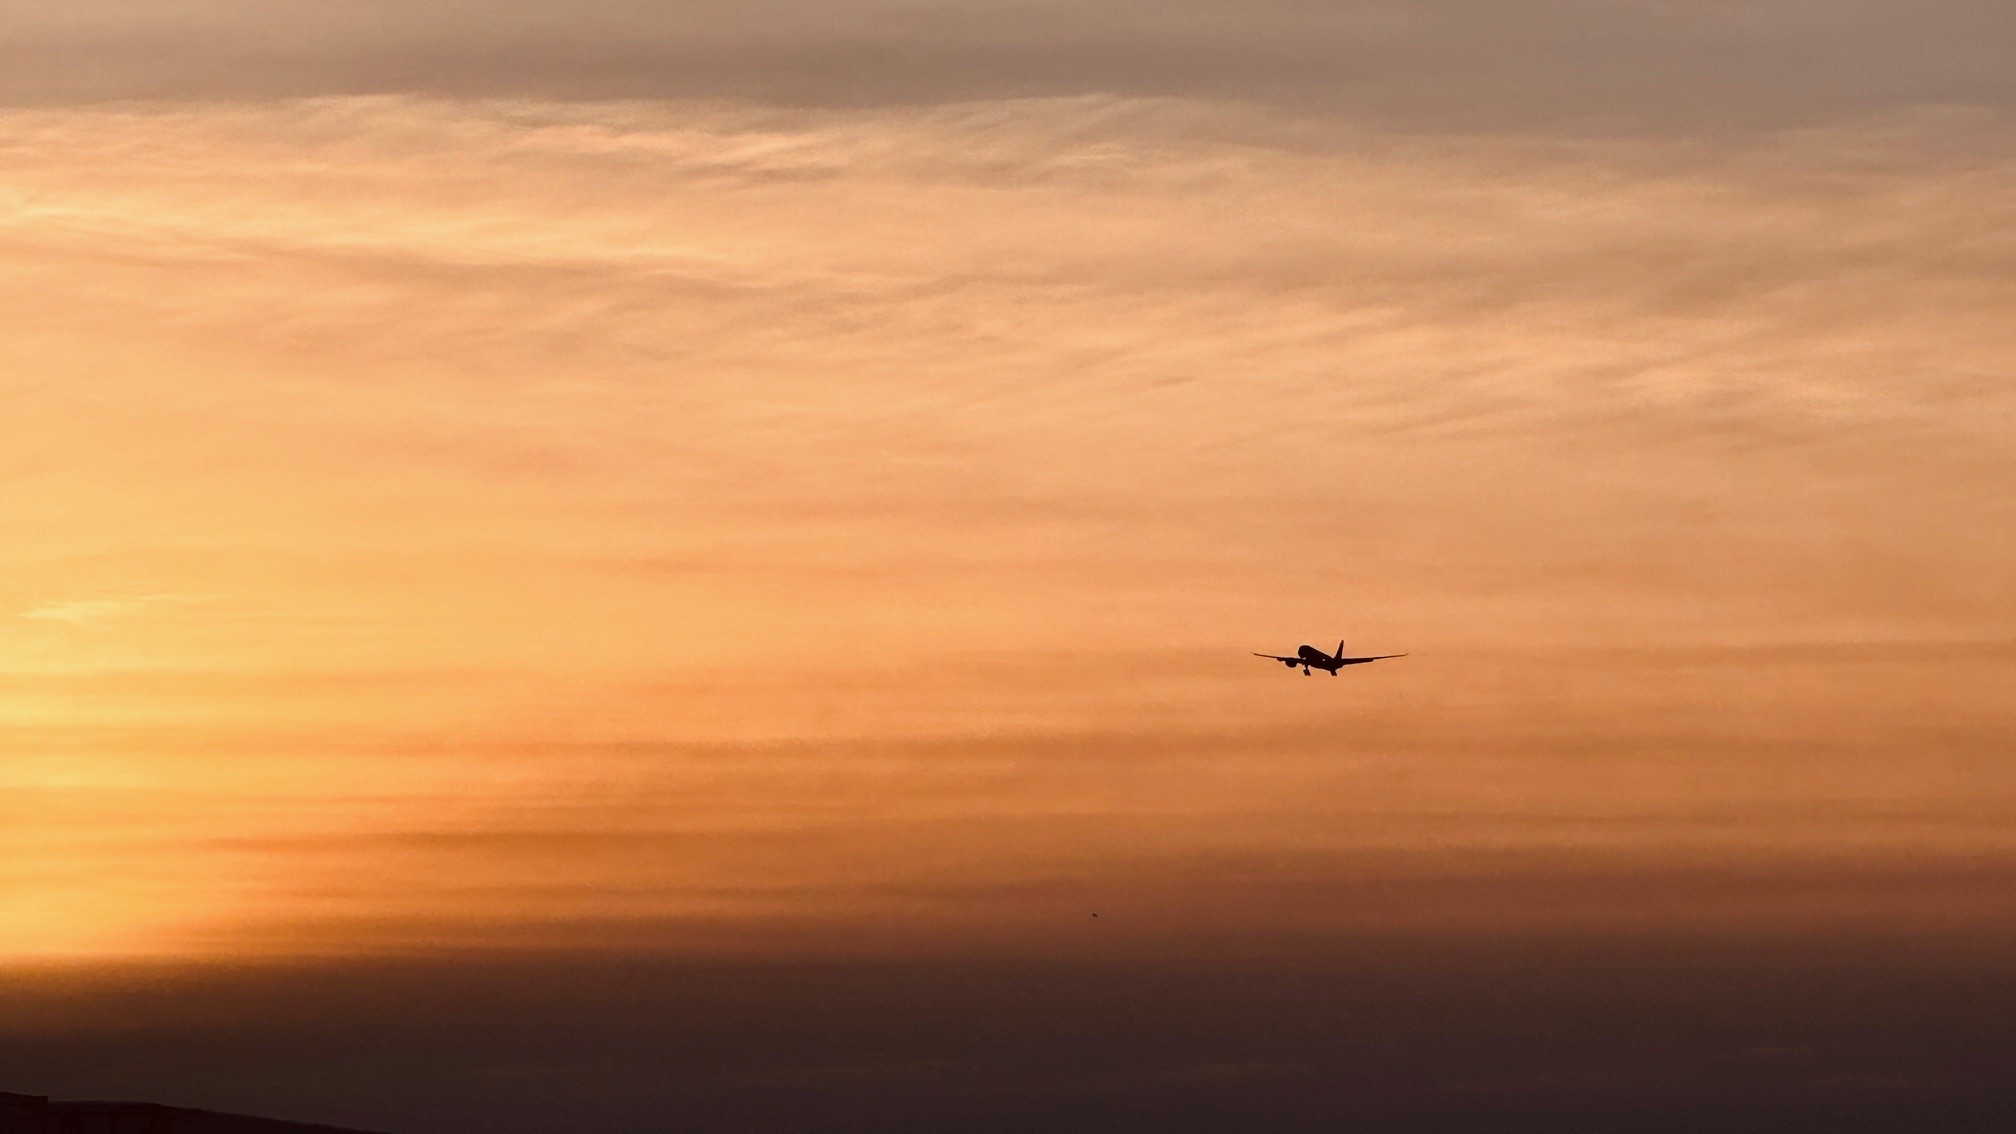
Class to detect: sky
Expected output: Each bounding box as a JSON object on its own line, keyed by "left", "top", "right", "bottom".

{"left": 3, "top": 3, "right": 2014, "bottom": 1131}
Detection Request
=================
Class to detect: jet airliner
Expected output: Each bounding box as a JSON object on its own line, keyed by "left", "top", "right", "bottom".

{"left": 1254, "top": 640, "right": 1406, "bottom": 675}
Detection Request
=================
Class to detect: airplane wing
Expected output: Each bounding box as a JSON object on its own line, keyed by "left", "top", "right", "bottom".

{"left": 1340, "top": 653, "right": 1408, "bottom": 663}
{"left": 1252, "top": 653, "right": 1301, "bottom": 662}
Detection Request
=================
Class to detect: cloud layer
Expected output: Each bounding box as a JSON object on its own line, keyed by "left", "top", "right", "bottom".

{"left": 3, "top": 95, "right": 2013, "bottom": 966}
{"left": 3, "top": 1, "right": 2015, "bottom": 130}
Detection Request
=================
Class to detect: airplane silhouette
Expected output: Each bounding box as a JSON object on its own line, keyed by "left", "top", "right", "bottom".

{"left": 1254, "top": 640, "right": 1407, "bottom": 676}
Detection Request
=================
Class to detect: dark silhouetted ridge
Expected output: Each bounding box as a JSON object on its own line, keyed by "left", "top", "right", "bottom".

{"left": 2, "top": 1093, "right": 386, "bottom": 1134}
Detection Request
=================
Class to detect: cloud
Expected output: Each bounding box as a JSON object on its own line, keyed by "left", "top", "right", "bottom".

{"left": 19, "top": 593, "right": 214, "bottom": 628}
{"left": 0, "top": 1, "right": 2013, "bottom": 131}
{"left": 5, "top": 98, "right": 2012, "bottom": 446}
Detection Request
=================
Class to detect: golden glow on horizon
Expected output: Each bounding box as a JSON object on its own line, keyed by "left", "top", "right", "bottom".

{"left": 3, "top": 96, "right": 2013, "bottom": 963}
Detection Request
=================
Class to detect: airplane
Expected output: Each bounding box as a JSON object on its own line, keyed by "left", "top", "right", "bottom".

{"left": 1254, "top": 639, "right": 1407, "bottom": 676}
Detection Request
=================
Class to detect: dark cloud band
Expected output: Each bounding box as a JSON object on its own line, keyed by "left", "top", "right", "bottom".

{"left": 2, "top": 1, "right": 2014, "bottom": 129}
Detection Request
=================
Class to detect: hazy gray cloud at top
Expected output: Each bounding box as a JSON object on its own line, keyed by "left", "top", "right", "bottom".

{"left": 3, "top": 0, "right": 2013, "bottom": 129}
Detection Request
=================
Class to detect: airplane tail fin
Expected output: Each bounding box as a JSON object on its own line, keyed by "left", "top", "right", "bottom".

{"left": 1336, "top": 639, "right": 1346, "bottom": 661}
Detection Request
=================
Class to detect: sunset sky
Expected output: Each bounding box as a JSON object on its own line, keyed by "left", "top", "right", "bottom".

{"left": 4, "top": 3, "right": 2015, "bottom": 1131}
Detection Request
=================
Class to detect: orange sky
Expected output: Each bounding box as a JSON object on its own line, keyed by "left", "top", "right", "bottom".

{"left": 4, "top": 95, "right": 2011, "bottom": 965}
{"left": 3, "top": 6, "right": 2016, "bottom": 1129}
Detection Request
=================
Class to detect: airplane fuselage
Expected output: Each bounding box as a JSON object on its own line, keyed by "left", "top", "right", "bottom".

{"left": 1295, "top": 644, "right": 1345, "bottom": 672}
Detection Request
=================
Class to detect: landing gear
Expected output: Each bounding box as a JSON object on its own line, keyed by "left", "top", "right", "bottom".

{"left": 1302, "top": 668, "right": 1311, "bottom": 675}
